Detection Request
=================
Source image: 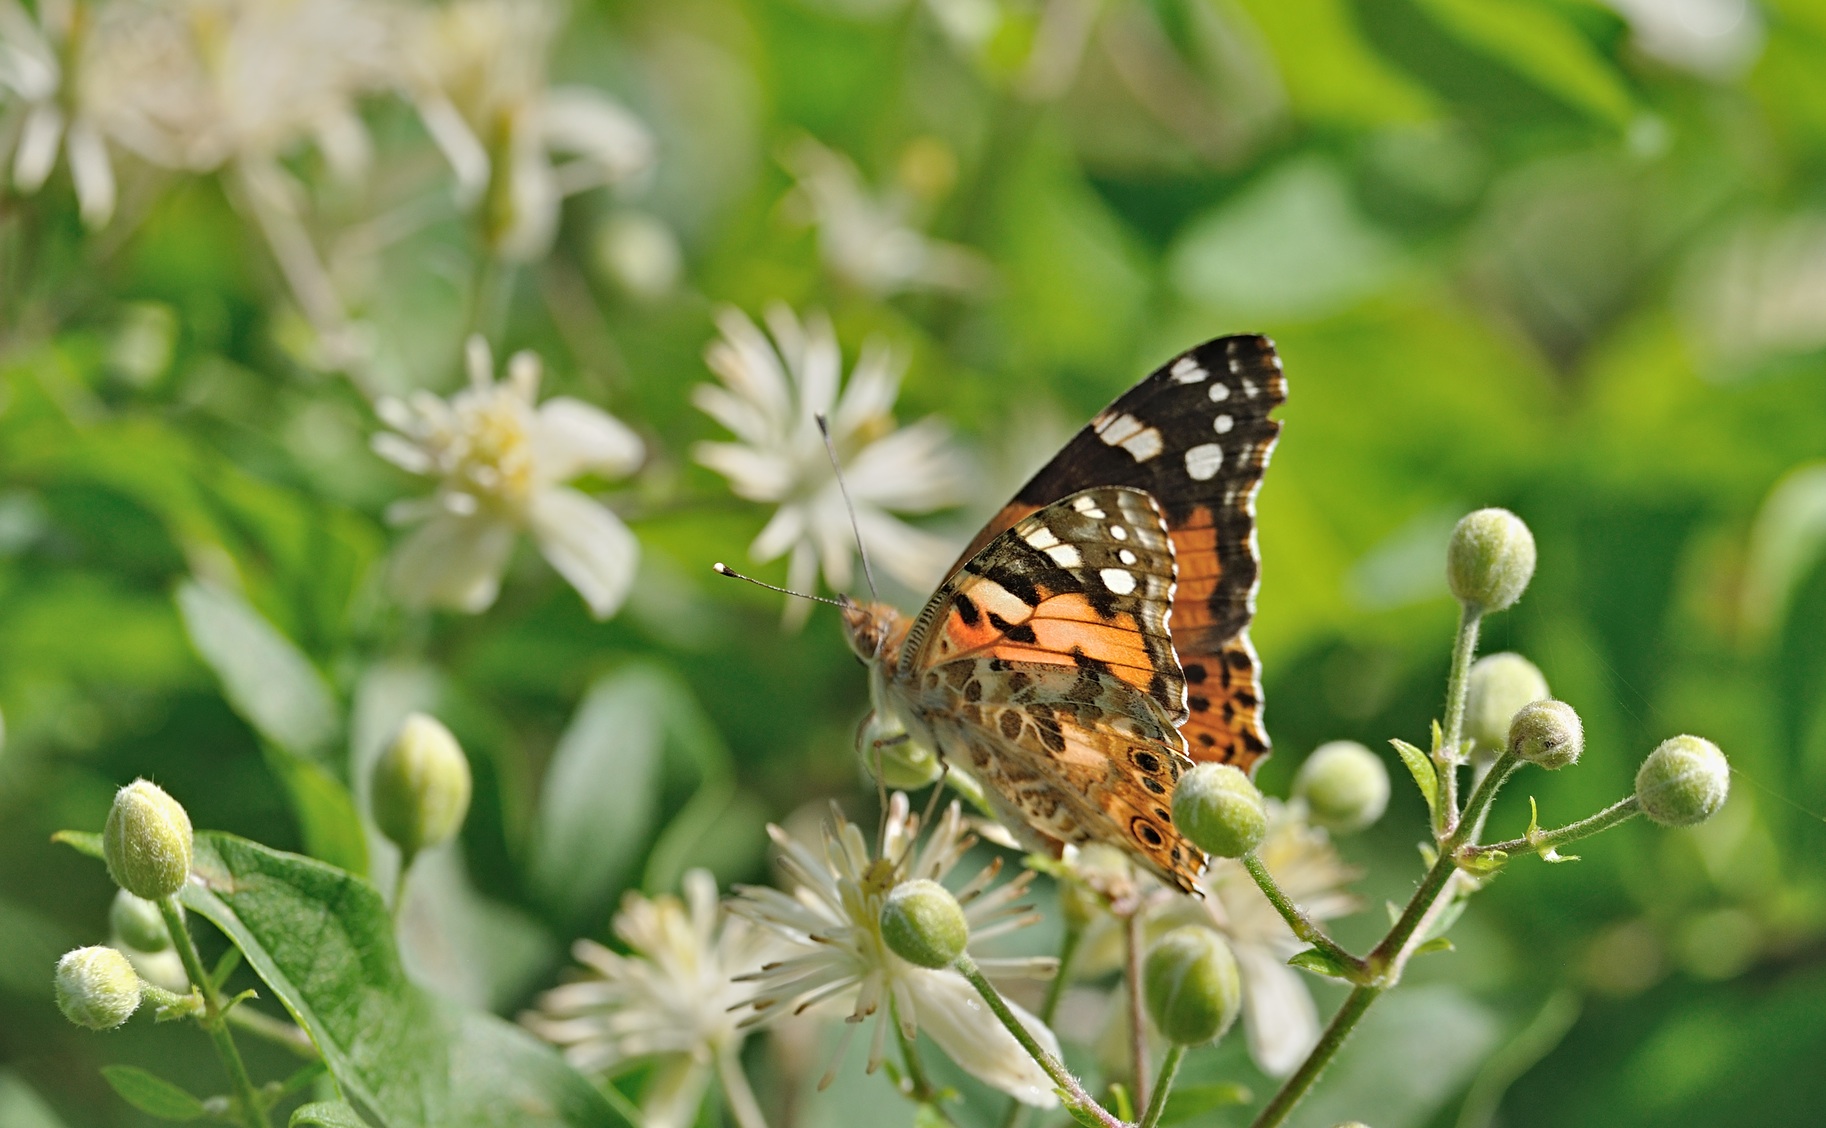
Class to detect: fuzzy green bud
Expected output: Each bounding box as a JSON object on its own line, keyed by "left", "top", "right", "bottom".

{"left": 1465, "top": 653, "right": 1550, "bottom": 755}
{"left": 880, "top": 879, "right": 969, "bottom": 969}
{"left": 1447, "top": 508, "right": 1536, "bottom": 614}
{"left": 1175, "top": 759, "right": 1263, "bottom": 857}
{"left": 1144, "top": 926, "right": 1241, "bottom": 1045}
{"left": 103, "top": 779, "right": 193, "bottom": 900}
{"left": 372, "top": 713, "right": 472, "bottom": 858}
{"left": 1635, "top": 736, "right": 1729, "bottom": 827}
{"left": 1293, "top": 741, "right": 1390, "bottom": 835}
{"left": 1172, "top": 763, "right": 1267, "bottom": 858}
{"left": 109, "top": 890, "right": 172, "bottom": 953}
{"left": 1508, "top": 700, "right": 1583, "bottom": 770}
{"left": 55, "top": 946, "right": 142, "bottom": 1030}
{"left": 861, "top": 713, "right": 943, "bottom": 789}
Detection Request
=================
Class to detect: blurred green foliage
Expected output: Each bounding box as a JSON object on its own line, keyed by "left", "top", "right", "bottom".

{"left": 4, "top": 0, "right": 1826, "bottom": 1124}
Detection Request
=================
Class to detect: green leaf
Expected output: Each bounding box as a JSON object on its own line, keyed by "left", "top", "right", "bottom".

{"left": 1411, "top": 0, "right": 1636, "bottom": 127}
{"left": 1390, "top": 738, "right": 1440, "bottom": 822}
{"left": 265, "top": 753, "right": 369, "bottom": 877}
{"left": 50, "top": 830, "right": 104, "bottom": 859}
{"left": 1288, "top": 946, "right": 1358, "bottom": 980}
{"left": 176, "top": 580, "right": 339, "bottom": 760}
{"left": 290, "top": 1101, "right": 371, "bottom": 1128}
{"left": 1413, "top": 937, "right": 1456, "bottom": 956}
{"left": 99, "top": 1066, "right": 205, "bottom": 1121}
{"left": 1160, "top": 1083, "right": 1253, "bottom": 1124}
{"left": 180, "top": 832, "right": 627, "bottom": 1128}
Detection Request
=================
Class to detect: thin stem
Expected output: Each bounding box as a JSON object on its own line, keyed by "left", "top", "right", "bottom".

{"left": 160, "top": 898, "right": 271, "bottom": 1128}
{"left": 999, "top": 921, "right": 1083, "bottom": 1128}
{"left": 1438, "top": 607, "right": 1484, "bottom": 835}
{"left": 1467, "top": 796, "right": 1641, "bottom": 861}
{"left": 1125, "top": 909, "right": 1150, "bottom": 1113}
{"left": 391, "top": 849, "right": 418, "bottom": 926}
{"left": 1242, "top": 854, "right": 1365, "bottom": 979}
{"left": 226, "top": 1006, "right": 318, "bottom": 1059}
{"left": 952, "top": 953, "right": 1124, "bottom": 1128}
{"left": 1138, "top": 1045, "right": 1185, "bottom": 1128}
{"left": 1247, "top": 986, "right": 1384, "bottom": 1128}
{"left": 715, "top": 1040, "right": 771, "bottom": 1128}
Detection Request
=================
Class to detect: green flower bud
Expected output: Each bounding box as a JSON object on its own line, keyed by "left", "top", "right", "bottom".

{"left": 1446, "top": 508, "right": 1536, "bottom": 614}
{"left": 372, "top": 713, "right": 472, "bottom": 858}
{"left": 1293, "top": 741, "right": 1390, "bottom": 835}
{"left": 1172, "top": 763, "right": 1266, "bottom": 858}
{"left": 1635, "top": 736, "right": 1729, "bottom": 827}
{"left": 109, "top": 890, "right": 172, "bottom": 953}
{"left": 1143, "top": 926, "right": 1241, "bottom": 1046}
{"left": 1465, "top": 653, "right": 1550, "bottom": 755}
{"left": 103, "top": 779, "right": 193, "bottom": 900}
{"left": 861, "top": 713, "right": 943, "bottom": 789}
{"left": 880, "top": 879, "right": 969, "bottom": 969}
{"left": 1508, "top": 700, "right": 1583, "bottom": 770}
{"left": 54, "top": 946, "right": 142, "bottom": 1030}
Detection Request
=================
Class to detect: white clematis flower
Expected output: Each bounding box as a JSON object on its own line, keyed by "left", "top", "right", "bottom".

{"left": 0, "top": 0, "right": 117, "bottom": 226}
{"left": 373, "top": 335, "right": 644, "bottom": 619}
{"left": 407, "top": 0, "right": 656, "bottom": 261}
{"left": 526, "top": 871, "right": 777, "bottom": 1128}
{"left": 729, "top": 793, "right": 1061, "bottom": 1105}
{"left": 693, "top": 304, "right": 966, "bottom": 626}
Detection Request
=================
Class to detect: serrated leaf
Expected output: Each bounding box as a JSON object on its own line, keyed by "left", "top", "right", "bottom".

{"left": 1288, "top": 947, "right": 1356, "bottom": 980}
{"left": 100, "top": 1066, "right": 205, "bottom": 1121}
{"left": 291, "top": 1101, "right": 371, "bottom": 1128}
{"left": 1390, "top": 739, "right": 1439, "bottom": 822}
{"left": 176, "top": 581, "right": 339, "bottom": 759}
{"left": 1160, "top": 1082, "right": 1253, "bottom": 1124}
{"left": 50, "top": 830, "right": 104, "bottom": 859}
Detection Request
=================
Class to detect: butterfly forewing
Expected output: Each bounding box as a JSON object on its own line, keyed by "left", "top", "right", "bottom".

{"left": 894, "top": 486, "right": 1208, "bottom": 892}
{"left": 947, "top": 335, "right": 1286, "bottom": 772}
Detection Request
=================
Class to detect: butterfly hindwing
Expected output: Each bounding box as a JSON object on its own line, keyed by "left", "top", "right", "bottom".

{"left": 894, "top": 486, "right": 1208, "bottom": 891}
{"left": 947, "top": 335, "right": 1286, "bottom": 772}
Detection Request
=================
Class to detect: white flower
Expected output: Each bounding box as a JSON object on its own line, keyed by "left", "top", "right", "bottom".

{"left": 693, "top": 304, "right": 966, "bottom": 626}
{"left": 0, "top": 0, "right": 116, "bottom": 226}
{"left": 373, "top": 335, "right": 644, "bottom": 619}
{"left": 526, "top": 871, "right": 775, "bottom": 1128}
{"left": 781, "top": 137, "right": 989, "bottom": 297}
{"left": 407, "top": 0, "right": 656, "bottom": 261}
{"left": 1172, "top": 800, "right": 1361, "bottom": 1077}
{"left": 730, "top": 793, "right": 1061, "bottom": 1106}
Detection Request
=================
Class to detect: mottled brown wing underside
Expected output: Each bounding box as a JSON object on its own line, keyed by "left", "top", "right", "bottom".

{"left": 949, "top": 336, "right": 1286, "bottom": 774}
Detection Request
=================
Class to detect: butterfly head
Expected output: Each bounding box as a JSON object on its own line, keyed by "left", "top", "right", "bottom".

{"left": 839, "top": 597, "right": 907, "bottom": 668}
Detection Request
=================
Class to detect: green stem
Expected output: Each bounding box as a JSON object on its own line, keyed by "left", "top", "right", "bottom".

{"left": 1246, "top": 986, "right": 1384, "bottom": 1128}
{"left": 1242, "top": 854, "right": 1366, "bottom": 980}
{"left": 1466, "top": 796, "right": 1641, "bottom": 862}
{"left": 953, "top": 953, "right": 1124, "bottom": 1128}
{"left": 160, "top": 898, "right": 271, "bottom": 1128}
{"left": 891, "top": 1000, "right": 955, "bottom": 1124}
{"left": 999, "top": 922, "right": 1084, "bottom": 1128}
{"left": 226, "top": 1006, "right": 319, "bottom": 1059}
{"left": 392, "top": 849, "right": 418, "bottom": 926}
{"left": 1138, "top": 1045, "right": 1185, "bottom": 1128}
{"left": 1125, "top": 909, "right": 1150, "bottom": 1113}
{"left": 1438, "top": 607, "right": 1484, "bottom": 835}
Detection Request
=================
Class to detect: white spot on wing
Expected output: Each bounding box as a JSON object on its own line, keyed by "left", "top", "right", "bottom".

{"left": 1213, "top": 414, "right": 1234, "bottom": 434}
{"left": 1185, "top": 443, "right": 1225, "bottom": 481}
{"left": 1046, "top": 544, "right": 1083, "bottom": 568}
{"left": 1120, "top": 427, "right": 1164, "bottom": 462}
{"left": 1109, "top": 525, "right": 1128, "bottom": 541}
{"left": 1100, "top": 568, "right": 1137, "bottom": 595}
{"left": 1170, "top": 357, "right": 1206, "bottom": 384}
{"left": 1209, "top": 382, "right": 1231, "bottom": 402}
{"left": 1025, "top": 526, "right": 1060, "bottom": 550}
{"left": 1097, "top": 413, "right": 1145, "bottom": 445}
{"left": 1072, "top": 495, "right": 1106, "bottom": 519}
{"left": 1118, "top": 548, "right": 1138, "bottom": 565}
{"left": 1241, "top": 378, "right": 1259, "bottom": 398}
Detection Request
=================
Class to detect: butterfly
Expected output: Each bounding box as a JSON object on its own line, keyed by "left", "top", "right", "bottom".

{"left": 839, "top": 335, "right": 1286, "bottom": 893}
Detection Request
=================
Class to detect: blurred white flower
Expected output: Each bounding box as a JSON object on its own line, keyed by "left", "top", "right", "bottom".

{"left": 729, "top": 793, "right": 1060, "bottom": 1105}
{"left": 373, "top": 335, "right": 644, "bottom": 619}
{"left": 526, "top": 871, "right": 775, "bottom": 1128}
{"left": 1174, "top": 801, "right": 1361, "bottom": 1077}
{"left": 782, "top": 137, "right": 989, "bottom": 297}
{"left": 693, "top": 304, "right": 966, "bottom": 626}
{"left": 0, "top": 0, "right": 116, "bottom": 226}
{"left": 1602, "top": 0, "right": 1763, "bottom": 79}
{"left": 408, "top": 0, "right": 656, "bottom": 260}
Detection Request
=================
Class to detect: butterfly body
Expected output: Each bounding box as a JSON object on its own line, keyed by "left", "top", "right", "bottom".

{"left": 843, "top": 336, "right": 1286, "bottom": 894}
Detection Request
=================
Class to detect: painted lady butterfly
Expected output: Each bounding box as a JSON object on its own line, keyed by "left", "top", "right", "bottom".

{"left": 842, "top": 335, "right": 1286, "bottom": 894}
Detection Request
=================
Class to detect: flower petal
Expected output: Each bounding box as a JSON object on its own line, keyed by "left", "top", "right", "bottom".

{"left": 536, "top": 397, "right": 644, "bottom": 482}
{"left": 65, "top": 117, "right": 117, "bottom": 228}
{"left": 12, "top": 101, "right": 62, "bottom": 191}
{"left": 526, "top": 487, "right": 639, "bottom": 619}
{"left": 390, "top": 513, "right": 517, "bottom": 614}
{"left": 541, "top": 88, "right": 656, "bottom": 184}
{"left": 1234, "top": 943, "right": 1320, "bottom": 1078}
{"left": 909, "top": 968, "right": 1061, "bottom": 1107}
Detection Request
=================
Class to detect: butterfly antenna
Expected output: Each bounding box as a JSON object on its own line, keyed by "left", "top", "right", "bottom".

{"left": 712, "top": 563, "right": 849, "bottom": 607}
{"left": 816, "top": 414, "right": 880, "bottom": 604}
